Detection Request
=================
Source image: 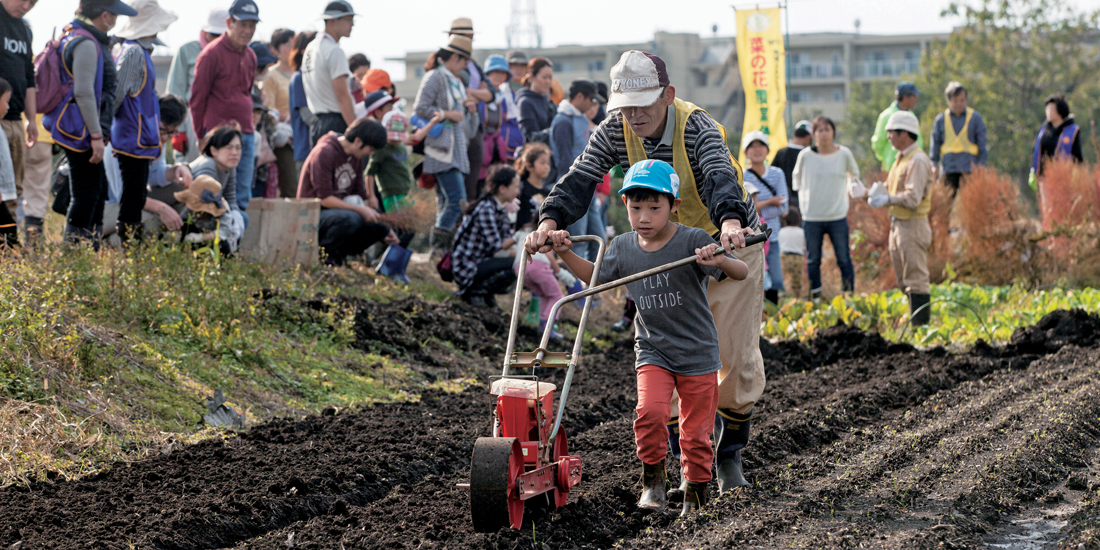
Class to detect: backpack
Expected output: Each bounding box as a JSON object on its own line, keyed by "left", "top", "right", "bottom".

{"left": 34, "top": 27, "right": 96, "bottom": 115}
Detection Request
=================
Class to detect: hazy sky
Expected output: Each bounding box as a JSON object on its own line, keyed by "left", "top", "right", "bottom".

{"left": 22, "top": 0, "right": 1100, "bottom": 81}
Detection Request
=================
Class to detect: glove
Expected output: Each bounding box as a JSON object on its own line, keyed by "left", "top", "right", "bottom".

{"left": 556, "top": 269, "right": 578, "bottom": 287}
{"left": 848, "top": 179, "right": 867, "bottom": 199}
{"left": 868, "top": 194, "right": 890, "bottom": 208}
{"left": 868, "top": 181, "right": 888, "bottom": 197}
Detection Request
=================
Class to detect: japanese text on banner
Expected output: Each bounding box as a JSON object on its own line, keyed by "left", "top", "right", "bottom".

{"left": 736, "top": 8, "right": 787, "bottom": 165}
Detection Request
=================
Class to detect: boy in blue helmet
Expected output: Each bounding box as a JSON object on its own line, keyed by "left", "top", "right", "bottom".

{"left": 547, "top": 159, "right": 748, "bottom": 517}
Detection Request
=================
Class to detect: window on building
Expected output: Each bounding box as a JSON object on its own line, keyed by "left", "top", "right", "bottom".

{"left": 587, "top": 59, "right": 604, "bottom": 72}
{"left": 833, "top": 90, "right": 843, "bottom": 102}
{"left": 415, "top": 66, "right": 424, "bottom": 77}
{"left": 866, "top": 50, "right": 888, "bottom": 61}
{"left": 790, "top": 52, "right": 808, "bottom": 65}
{"left": 904, "top": 48, "right": 921, "bottom": 60}
{"left": 695, "top": 71, "right": 708, "bottom": 87}
{"left": 832, "top": 52, "right": 841, "bottom": 64}
{"left": 557, "top": 60, "right": 574, "bottom": 72}
{"left": 790, "top": 91, "right": 811, "bottom": 103}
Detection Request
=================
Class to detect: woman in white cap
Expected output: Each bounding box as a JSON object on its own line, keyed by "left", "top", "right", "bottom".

{"left": 741, "top": 131, "right": 788, "bottom": 305}
{"left": 791, "top": 115, "right": 860, "bottom": 297}
{"left": 110, "top": 0, "right": 177, "bottom": 241}
{"left": 166, "top": 7, "right": 227, "bottom": 162}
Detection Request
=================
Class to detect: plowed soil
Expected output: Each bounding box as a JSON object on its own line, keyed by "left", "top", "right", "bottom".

{"left": 2, "top": 299, "right": 1099, "bottom": 549}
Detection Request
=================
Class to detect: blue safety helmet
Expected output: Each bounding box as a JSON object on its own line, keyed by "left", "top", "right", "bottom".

{"left": 619, "top": 159, "right": 680, "bottom": 198}
{"left": 484, "top": 55, "right": 512, "bottom": 79}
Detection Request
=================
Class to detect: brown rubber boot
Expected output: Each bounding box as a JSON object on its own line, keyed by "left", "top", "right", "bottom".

{"left": 680, "top": 481, "right": 708, "bottom": 517}
{"left": 637, "top": 460, "right": 667, "bottom": 510}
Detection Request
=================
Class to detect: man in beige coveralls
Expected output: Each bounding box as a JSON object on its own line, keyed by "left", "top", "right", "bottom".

{"left": 868, "top": 110, "right": 934, "bottom": 325}
{"left": 526, "top": 50, "right": 765, "bottom": 497}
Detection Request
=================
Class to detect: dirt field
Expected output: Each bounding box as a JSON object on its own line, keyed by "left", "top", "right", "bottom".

{"left": 1, "top": 298, "right": 1099, "bottom": 549}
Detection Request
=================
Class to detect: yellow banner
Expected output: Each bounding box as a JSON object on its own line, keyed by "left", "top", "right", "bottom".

{"left": 736, "top": 7, "right": 787, "bottom": 165}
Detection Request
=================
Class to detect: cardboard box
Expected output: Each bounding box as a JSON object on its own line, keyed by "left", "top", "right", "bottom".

{"left": 241, "top": 198, "right": 321, "bottom": 267}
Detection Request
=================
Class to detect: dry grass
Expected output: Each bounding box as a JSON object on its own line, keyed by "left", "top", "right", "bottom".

{"left": 1038, "top": 158, "right": 1100, "bottom": 229}
{"left": 0, "top": 398, "right": 217, "bottom": 487}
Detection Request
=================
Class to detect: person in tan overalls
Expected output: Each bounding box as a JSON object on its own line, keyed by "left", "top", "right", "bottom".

{"left": 868, "top": 110, "right": 933, "bottom": 325}
{"left": 526, "top": 50, "right": 764, "bottom": 496}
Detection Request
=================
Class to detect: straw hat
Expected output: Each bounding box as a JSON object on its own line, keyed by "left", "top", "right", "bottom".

{"left": 446, "top": 17, "right": 473, "bottom": 36}
{"left": 442, "top": 34, "right": 472, "bottom": 58}
{"left": 115, "top": 0, "right": 178, "bottom": 41}
{"left": 174, "top": 175, "right": 228, "bottom": 216}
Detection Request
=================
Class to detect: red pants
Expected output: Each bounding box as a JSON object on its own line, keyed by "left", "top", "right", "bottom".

{"left": 635, "top": 364, "right": 718, "bottom": 483}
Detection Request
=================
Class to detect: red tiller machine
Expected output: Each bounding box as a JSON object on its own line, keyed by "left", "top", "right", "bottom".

{"left": 461, "top": 231, "right": 768, "bottom": 531}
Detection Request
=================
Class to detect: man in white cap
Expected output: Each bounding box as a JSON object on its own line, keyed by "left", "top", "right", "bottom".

{"left": 110, "top": 0, "right": 177, "bottom": 241}
{"left": 868, "top": 110, "right": 933, "bottom": 325}
{"left": 166, "top": 7, "right": 227, "bottom": 162}
{"left": 525, "top": 50, "right": 764, "bottom": 496}
{"left": 302, "top": 0, "right": 358, "bottom": 148}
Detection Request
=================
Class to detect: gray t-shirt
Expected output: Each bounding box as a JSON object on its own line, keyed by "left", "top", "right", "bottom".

{"left": 597, "top": 224, "right": 730, "bottom": 376}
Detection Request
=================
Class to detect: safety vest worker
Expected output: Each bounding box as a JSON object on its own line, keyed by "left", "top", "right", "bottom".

{"left": 929, "top": 82, "right": 987, "bottom": 198}
{"left": 868, "top": 110, "right": 934, "bottom": 326}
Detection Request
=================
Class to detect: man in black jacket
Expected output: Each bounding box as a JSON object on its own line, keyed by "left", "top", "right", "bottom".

{"left": 769, "top": 119, "right": 810, "bottom": 216}
{"left": 0, "top": 0, "right": 39, "bottom": 220}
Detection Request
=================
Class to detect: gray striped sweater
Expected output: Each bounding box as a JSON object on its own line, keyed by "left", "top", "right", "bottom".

{"left": 539, "top": 108, "right": 759, "bottom": 236}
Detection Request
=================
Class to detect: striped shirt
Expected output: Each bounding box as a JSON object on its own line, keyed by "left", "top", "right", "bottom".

{"left": 112, "top": 39, "right": 155, "bottom": 116}
{"left": 540, "top": 107, "right": 759, "bottom": 235}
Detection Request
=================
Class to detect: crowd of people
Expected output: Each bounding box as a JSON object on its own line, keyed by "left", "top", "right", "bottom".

{"left": 0, "top": 0, "right": 1092, "bottom": 519}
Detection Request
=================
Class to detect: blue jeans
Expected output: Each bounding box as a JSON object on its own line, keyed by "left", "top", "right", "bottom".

{"left": 434, "top": 168, "right": 467, "bottom": 229}
{"left": 566, "top": 197, "right": 606, "bottom": 262}
{"left": 804, "top": 218, "right": 854, "bottom": 293}
{"left": 765, "top": 237, "right": 783, "bottom": 291}
{"left": 236, "top": 132, "right": 256, "bottom": 212}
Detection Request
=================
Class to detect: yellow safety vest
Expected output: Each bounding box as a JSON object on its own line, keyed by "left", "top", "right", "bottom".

{"left": 887, "top": 148, "right": 932, "bottom": 220}
{"left": 942, "top": 107, "right": 978, "bottom": 156}
{"left": 623, "top": 98, "right": 745, "bottom": 236}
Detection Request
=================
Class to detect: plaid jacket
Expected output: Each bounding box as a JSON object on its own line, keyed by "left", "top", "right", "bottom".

{"left": 452, "top": 198, "right": 512, "bottom": 291}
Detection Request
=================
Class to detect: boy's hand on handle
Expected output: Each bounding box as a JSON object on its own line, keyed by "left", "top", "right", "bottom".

{"left": 695, "top": 243, "right": 722, "bottom": 267}
{"left": 546, "top": 230, "right": 573, "bottom": 253}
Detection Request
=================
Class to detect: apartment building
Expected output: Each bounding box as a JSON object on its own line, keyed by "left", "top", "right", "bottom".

{"left": 390, "top": 29, "right": 947, "bottom": 135}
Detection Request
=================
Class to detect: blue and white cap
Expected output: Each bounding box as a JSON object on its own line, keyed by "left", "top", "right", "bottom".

{"left": 620, "top": 159, "right": 679, "bottom": 198}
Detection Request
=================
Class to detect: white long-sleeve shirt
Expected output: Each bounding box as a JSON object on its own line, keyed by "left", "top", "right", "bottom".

{"left": 791, "top": 145, "right": 860, "bottom": 222}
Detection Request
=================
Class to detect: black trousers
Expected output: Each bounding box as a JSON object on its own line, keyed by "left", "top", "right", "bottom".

{"left": 0, "top": 199, "right": 17, "bottom": 246}
{"left": 309, "top": 113, "right": 348, "bottom": 149}
{"left": 464, "top": 130, "right": 484, "bottom": 201}
{"left": 465, "top": 256, "right": 517, "bottom": 297}
{"left": 944, "top": 172, "right": 964, "bottom": 198}
{"left": 319, "top": 208, "right": 391, "bottom": 265}
{"left": 116, "top": 154, "right": 150, "bottom": 240}
{"left": 63, "top": 147, "right": 108, "bottom": 233}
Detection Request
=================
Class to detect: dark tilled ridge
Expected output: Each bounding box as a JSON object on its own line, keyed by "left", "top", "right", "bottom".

{"left": 1, "top": 302, "right": 1098, "bottom": 549}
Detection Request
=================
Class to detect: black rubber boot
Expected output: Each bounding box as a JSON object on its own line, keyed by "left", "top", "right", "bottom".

{"left": 765, "top": 289, "right": 779, "bottom": 305}
{"left": 638, "top": 460, "right": 667, "bottom": 510}
{"left": 665, "top": 420, "right": 689, "bottom": 502}
{"left": 23, "top": 215, "right": 42, "bottom": 245}
{"left": 714, "top": 410, "right": 752, "bottom": 493}
{"left": 909, "top": 293, "right": 931, "bottom": 326}
{"left": 680, "top": 481, "right": 708, "bottom": 517}
{"left": 716, "top": 450, "right": 748, "bottom": 493}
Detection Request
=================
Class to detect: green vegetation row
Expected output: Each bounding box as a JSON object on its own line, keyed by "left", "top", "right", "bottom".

{"left": 765, "top": 280, "right": 1100, "bottom": 347}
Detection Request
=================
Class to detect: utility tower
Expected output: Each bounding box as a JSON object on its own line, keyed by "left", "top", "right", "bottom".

{"left": 506, "top": 0, "right": 542, "bottom": 49}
